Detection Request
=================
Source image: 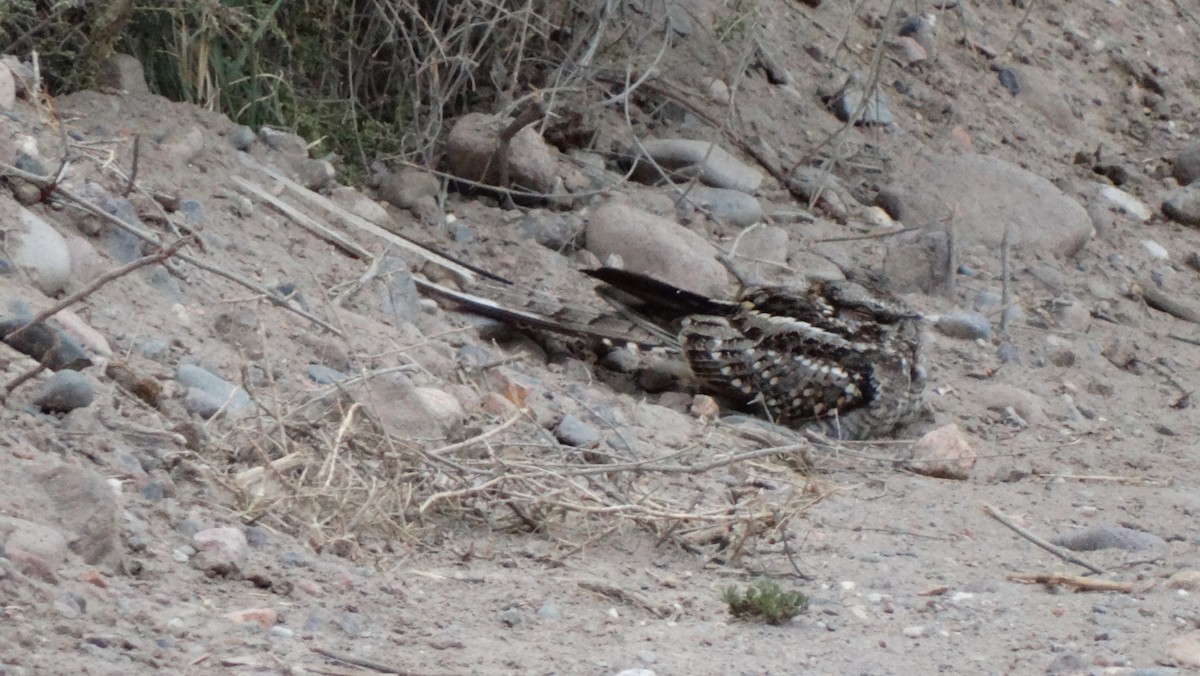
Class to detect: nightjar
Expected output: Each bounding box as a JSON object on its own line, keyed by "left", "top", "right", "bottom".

{"left": 584, "top": 268, "right": 926, "bottom": 440}
{"left": 419, "top": 267, "right": 926, "bottom": 440}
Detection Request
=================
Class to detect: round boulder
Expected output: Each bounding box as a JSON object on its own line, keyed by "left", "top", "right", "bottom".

{"left": 878, "top": 154, "right": 1093, "bottom": 257}
{"left": 584, "top": 200, "right": 731, "bottom": 297}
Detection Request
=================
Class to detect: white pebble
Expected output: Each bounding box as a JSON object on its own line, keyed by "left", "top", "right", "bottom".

{"left": 1140, "top": 239, "right": 1169, "bottom": 259}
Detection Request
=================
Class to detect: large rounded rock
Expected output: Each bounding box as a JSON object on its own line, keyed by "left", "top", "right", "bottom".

{"left": 8, "top": 206, "right": 72, "bottom": 294}
{"left": 34, "top": 370, "right": 95, "bottom": 413}
{"left": 633, "top": 139, "right": 762, "bottom": 194}
{"left": 877, "top": 154, "right": 1093, "bottom": 257}
{"left": 445, "top": 112, "right": 557, "bottom": 194}
{"left": 585, "top": 200, "right": 731, "bottom": 297}
{"left": 26, "top": 464, "right": 123, "bottom": 569}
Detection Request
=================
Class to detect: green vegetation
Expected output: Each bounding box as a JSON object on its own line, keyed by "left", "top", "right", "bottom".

{"left": 722, "top": 580, "right": 809, "bottom": 625}
{"left": 0, "top": 0, "right": 599, "bottom": 181}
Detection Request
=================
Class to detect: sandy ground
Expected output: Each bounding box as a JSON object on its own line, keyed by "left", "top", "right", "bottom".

{"left": 2, "top": 1, "right": 1200, "bottom": 674}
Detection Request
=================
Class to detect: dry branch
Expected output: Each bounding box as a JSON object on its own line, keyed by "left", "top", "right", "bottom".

{"left": 5, "top": 237, "right": 190, "bottom": 346}
{"left": 0, "top": 160, "right": 343, "bottom": 335}
{"left": 980, "top": 502, "right": 1104, "bottom": 575}
{"left": 230, "top": 175, "right": 372, "bottom": 259}
{"left": 1007, "top": 573, "right": 1134, "bottom": 593}
{"left": 1135, "top": 280, "right": 1200, "bottom": 325}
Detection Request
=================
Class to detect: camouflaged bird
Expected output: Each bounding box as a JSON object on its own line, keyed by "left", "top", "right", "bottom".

{"left": 418, "top": 267, "right": 926, "bottom": 440}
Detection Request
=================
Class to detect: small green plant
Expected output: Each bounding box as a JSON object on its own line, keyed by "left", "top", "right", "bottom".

{"left": 713, "top": 0, "right": 757, "bottom": 45}
{"left": 722, "top": 580, "right": 809, "bottom": 625}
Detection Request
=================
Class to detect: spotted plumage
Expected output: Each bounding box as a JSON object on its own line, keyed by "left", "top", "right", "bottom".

{"left": 419, "top": 267, "right": 926, "bottom": 440}
{"left": 583, "top": 269, "right": 926, "bottom": 440}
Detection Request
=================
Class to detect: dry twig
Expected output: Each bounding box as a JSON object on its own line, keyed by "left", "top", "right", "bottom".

{"left": 1007, "top": 573, "right": 1134, "bottom": 593}
{"left": 980, "top": 502, "right": 1104, "bottom": 575}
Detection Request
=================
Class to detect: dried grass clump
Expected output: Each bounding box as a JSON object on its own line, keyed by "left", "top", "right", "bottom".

{"left": 207, "top": 375, "right": 828, "bottom": 564}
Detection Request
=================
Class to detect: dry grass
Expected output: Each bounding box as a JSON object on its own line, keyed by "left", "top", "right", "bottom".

{"left": 202, "top": 368, "right": 832, "bottom": 565}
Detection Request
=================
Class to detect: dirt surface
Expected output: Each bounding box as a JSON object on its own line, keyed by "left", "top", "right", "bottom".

{"left": 3, "top": 1, "right": 1200, "bottom": 674}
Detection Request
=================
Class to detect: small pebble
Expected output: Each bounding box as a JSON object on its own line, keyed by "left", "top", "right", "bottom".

{"left": 498, "top": 607, "right": 523, "bottom": 627}
{"left": 555, "top": 415, "right": 600, "bottom": 448}
{"left": 306, "top": 365, "right": 347, "bottom": 384}
{"left": 935, "top": 312, "right": 991, "bottom": 340}
{"left": 995, "top": 67, "right": 1021, "bottom": 95}
{"left": 1140, "top": 240, "right": 1169, "bottom": 260}
{"left": 231, "top": 126, "right": 256, "bottom": 151}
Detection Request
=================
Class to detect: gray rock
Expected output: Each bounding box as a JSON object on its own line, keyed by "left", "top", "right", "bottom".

{"left": 182, "top": 389, "right": 225, "bottom": 419}
{"left": 974, "top": 291, "right": 1002, "bottom": 309}
{"left": 96, "top": 54, "right": 149, "bottom": 95}
{"left": 132, "top": 338, "right": 169, "bottom": 360}
{"left": 0, "top": 314, "right": 92, "bottom": 371}
{"left": 294, "top": 158, "right": 336, "bottom": 192}
{"left": 585, "top": 200, "right": 731, "bottom": 297}
{"left": 376, "top": 168, "right": 440, "bottom": 209}
{"left": 672, "top": 184, "right": 763, "bottom": 227}
{"left": 327, "top": 610, "right": 363, "bottom": 636}
{"left": 306, "top": 365, "right": 347, "bottom": 385}
{"left": 1052, "top": 524, "right": 1166, "bottom": 552}
{"left": 897, "top": 14, "right": 937, "bottom": 50}
{"left": 191, "top": 527, "right": 249, "bottom": 576}
{"left": 1163, "top": 184, "right": 1200, "bottom": 227}
{"left": 34, "top": 371, "right": 95, "bottom": 413}
{"left": 140, "top": 481, "right": 164, "bottom": 501}
{"left": 379, "top": 257, "right": 423, "bottom": 325}
{"left": 1094, "top": 184, "right": 1151, "bottom": 222}
{"left": 447, "top": 219, "right": 474, "bottom": 243}
{"left": 878, "top": 154, "right": 1093, "bottom": 257}
{"left": 231, "top": 126, "right": 257, "bottom": 151}
{"left": 0, "top": 61, "right": 14, "bottom": 110}
{"left": 32, "top": 464, "right": 123, "bottom": 568}
{"left": 536, "top": 604, "right": 561, "bottom": 621}
{"left": 179, "top": 199, "right": 206, "bottom": 226}
{"left": 1174, "top": 141, "right": 1200, "bottom": 186}
{"left": 633, "top": 139, "right": 762, "bottom": 194}
{"left": 99, "top": 196, "right": 144, "bottom": 262}
{"left": 156, "top": 125, "right": 205, "bottom": 165}
{"left": 10, "top": 206, "right": 71, "bottom": 294}
{"left": 143, "top": 266, "right": 185, "bottom": 302}
{"left": 996, "top": 341, "right": 1020, "bottom": 364}
{"left": 935, "top": 312, "right": 991, "bottom": 340}
{"left": 177, "top": 364, "right": 251, "bottom": 417}
{"left": 1045, "top": 653, "right": 1090, "bottom": 675}
{"left": 497, "top": 607, "right": 523, "bottom": 627}
{"left": 518, "top": 211, "right": 582, "bottom": 251}
{"left": 555, "top": 415, "right": 600, "bottom": 448}
{"left": 445, "top": 112, "right": 558, "bottom": 194}
{"left": 0, "top": 516, "right": 69, "bottom": 571}
{"left": 785, "top": 167, "right": 852, "bottom": 219}
{"left": 979, "top": 384, "right": 1047, "bottom": 427}
{"left": 259, "top": 127, "right": 309, "bottom": 157}
{"left": 995, "top": 67, "right": 1021, "bottom": 96}
{"left": 883, "top": 229, "right": 953, "bottom": 293}
{"left": 731, "top": 224, "right": 788, "bottom": 267}
{"left": 834, "top": 82, "right": 895, "bottom": 125}
{"left": 346, "top": 372, "right": 446, "bottom": 439}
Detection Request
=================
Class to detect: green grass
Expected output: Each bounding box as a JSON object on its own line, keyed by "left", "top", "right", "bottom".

{"left": 722, "top": 580, "right": 809, "bottom": 625}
